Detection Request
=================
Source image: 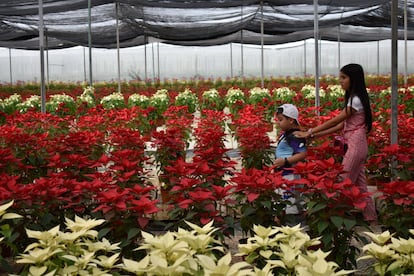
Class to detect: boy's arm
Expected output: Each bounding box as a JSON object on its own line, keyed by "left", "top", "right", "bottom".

{"left": 285, "top": 151, "right": 306, "bottom": 165}
{"left": 273, "top": 150, "right": 306, "bottom": 168}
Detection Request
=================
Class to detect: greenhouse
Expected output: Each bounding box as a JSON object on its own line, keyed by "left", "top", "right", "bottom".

{"left": 0, "top": 1, "right": 413, "bottom": 275}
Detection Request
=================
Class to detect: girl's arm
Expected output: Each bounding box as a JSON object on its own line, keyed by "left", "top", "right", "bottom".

{"left": 312, "top": 122, "right": 344, "bottom": 139}
{"left": 296, "top": 106, "right": 353, "bottom": 138}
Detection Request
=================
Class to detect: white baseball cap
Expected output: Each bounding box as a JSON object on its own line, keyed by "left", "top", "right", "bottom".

{"left": 277, "top": 104, "right": 300, "bottom": 124}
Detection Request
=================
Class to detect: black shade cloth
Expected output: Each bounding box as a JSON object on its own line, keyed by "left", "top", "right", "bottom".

{"left": 0, "top": 0, "right": 413, "bottom": 50}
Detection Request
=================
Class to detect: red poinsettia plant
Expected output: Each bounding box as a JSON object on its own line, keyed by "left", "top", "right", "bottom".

{"left": 0, "top": 107, "right": 160, "bottom": 258}
{"left": 295, "top": 156, "right": 371, "bottom": 269}
{"left": 151, "top": 105, "right": 194, "bottom": 190}
{"left": 159, "top": 109, "right": 238, "bottom": 235}
{"left": 377, "top": 179, "right": 414, "bottom": 238}
{"left": 230, "top": 167, "right": 291, "bottom": 235}
{"left": 232, "top": 104, "right": 273, "bottom": 169}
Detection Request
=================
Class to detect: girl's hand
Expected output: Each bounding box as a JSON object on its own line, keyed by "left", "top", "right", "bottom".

{"left": 294, "top": 130, "right": 310, "bottom": 138}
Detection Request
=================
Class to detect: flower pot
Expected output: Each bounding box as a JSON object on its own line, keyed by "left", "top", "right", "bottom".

{"left": 160, "top": 188, "right": 172, "bottom": 204}
{"left": 367, "top": 175, "right": 377, "bottom": 187}
{"left": 153, "top": 188, "right": 172, "bottom": 221}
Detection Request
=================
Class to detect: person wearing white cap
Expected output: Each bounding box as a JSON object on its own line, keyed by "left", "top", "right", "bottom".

{"left": 273, "top": 103, "right": 307, "bottom": 218}
{"left": 274, "top": 104, "right": 306, "bottom": 171}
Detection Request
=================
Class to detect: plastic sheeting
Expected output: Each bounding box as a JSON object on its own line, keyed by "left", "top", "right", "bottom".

{"left": 1, "top": 0, "right": 413, "bottom": 50}
{"left": 2, "top": 40, "right": 413, "bottom": 82}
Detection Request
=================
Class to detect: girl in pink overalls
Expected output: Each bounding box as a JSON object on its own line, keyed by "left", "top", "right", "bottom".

{"left": 295, "top": 63, "right": 377, "bottom": 223}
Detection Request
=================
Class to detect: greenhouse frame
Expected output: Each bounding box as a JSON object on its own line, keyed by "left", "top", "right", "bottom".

{"left": 1, "top": 0, "right": 414, "bottom": 83}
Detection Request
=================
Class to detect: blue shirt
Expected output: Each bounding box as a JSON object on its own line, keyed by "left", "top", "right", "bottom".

{"left": 275, "top": 129, "right": 307, "bottom": 175}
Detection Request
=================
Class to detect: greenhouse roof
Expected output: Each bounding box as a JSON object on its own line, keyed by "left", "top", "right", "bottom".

{"left": 1, "top": 0, "right": 414, "bottom": 50}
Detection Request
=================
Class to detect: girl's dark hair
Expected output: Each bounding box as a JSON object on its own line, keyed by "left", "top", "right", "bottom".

{"left": 340, "top": 63, "right": 373, "bottom": 133}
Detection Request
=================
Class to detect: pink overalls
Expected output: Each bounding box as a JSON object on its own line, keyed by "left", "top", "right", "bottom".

{"left": 343, "top": 111, "right": 377, "bottom": 221}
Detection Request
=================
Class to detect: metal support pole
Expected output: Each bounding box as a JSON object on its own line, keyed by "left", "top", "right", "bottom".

{"left": 390, "top": 0, "right": 399, "bottom": 178}
{"left": 116, "top": 1, "right": 121, "bottom": 93}
{"left": 337, "top": 25, "right": 341, "bottom": 72}
{"left": 39, "top": 0, "right": 46, "bottom": 113}
{"left": 260, "top": 0, "right": 264, "bottom": 88}
{"left": 83, "top": 47, "right": 87, "bottom": 82}
{"left": 391, "top": 0, "right": 398, "bottom": 146}
{"left": 240, "top": 5, "right": 244, "bottom": 81}
{"left": 144, "top": 36, "right": 148, "bottom": 80}
{"left": 45, "top": 27, "right": 49, "bottom": 90}
{"left": 304, "top": 40, "right": 307, "bottom": 76}
{"left": 157, "top": 42, "right": 160, "bottom": 80}
{"left": 8, "top": 48, "right": 12, "bottom": 84}
{"left": 88, "top": 0, "right": 93, "bottom": 86}
{"left": 314, "top": 0, "right": 320, "bottom": 112}
{"left": 377, "top": 40, "right": 380, "bottom": 75}
{"left": 230, "top": 43, "right": 233, "bottom": 78}
{"left": 404, "top": 0, "right": 408, "bottom": 87}
{"left": 152, "top": 42, "right": 155, "bottom": 80}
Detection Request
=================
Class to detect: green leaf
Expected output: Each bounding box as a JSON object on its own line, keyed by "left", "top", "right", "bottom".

{"left": 343, "top": 218, "right": 357, "bottom": 231}
{"left": 224, "top": 216, "right": 235, "bottom": 228}
{"left": 9, "top": 232, "right": 20, "bottom": 243}
{"left": 262, "top": 200, "right": 271, "bottom": 209}
{"left": 321, "top": 232, "right": 333, "bottom": 249}
{"left": 317, "top": 221, "right": 329, "bottom": 235}
{"left": 307, "top": 200, "right": 318, "bottom": 209}
{"left": 40, "top": 212, "right": 54, "bottom": 226}
{"left": 245, "top": 252, "right": 259, "bottom": 264}
{"left": 242, "top": 206, "right": 256, "bottom": 216}
{"left": 330, "top": 216, "right": 343, "bottom": 228}
{"left": 307, "top": 202, "right": 327, "bottom": 215}
{"left": 127, "top": 228, "right": 141, "bottom": 241}
{"left": 98, "top": 227, "right": 111, "bottom": 240}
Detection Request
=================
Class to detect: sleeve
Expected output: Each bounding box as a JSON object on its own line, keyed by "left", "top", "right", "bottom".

{"left": 347, "top": 96, "right": 364, "bottom": 111}
{"left": 287, "top": 135, "right": 307, "bottom": 153}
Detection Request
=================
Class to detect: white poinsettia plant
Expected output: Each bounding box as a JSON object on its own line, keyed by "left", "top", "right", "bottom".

{"left": 202, "top": 88, "right": 220, "bottom": 100}
{"left": 100, "top": 92, "right": 125, "bottom": 109}
{"left": 326, "top": 84, "right": 345, "bottom": 98}
{"left": 120, "top": 220, "right": 253, "bottom": 275}
{"left": 16, "top": 215, "right": 121, "bottom": 276}
{"left": 225, "top": 87, "right": 245, "bottom": 106}
{"left": 225, "top": 87, "right": 245, "bottom": 116}
{"left": 248, "top": 87, "right": 271, "bottom": 105}
{"left": 1, "top": 93, "right": 22, "bottom": 114}
{"left": 7, "top": 209, "right": 413, "bottom": 275}
{"left": 16, "top": 95, "right": 41, "bottom": 113}
{"left": 201, "top": 88, "right": 224, "bottom": 110}
{"left": 272, "top": 86, "right": 297, "bottom": 101}
{"left": 77, "top": 86, "right": 96, "bottom": 107}
{"left": 46, "top": 93, "right": 77, "bottom": 113}
{"left": 237, "top": 224, "right": 354, "bottom": 276}
{"left": 175, "top": 88, "right": 199, "bottom": 113}
{"left": 128, "top": 93, "right": 150, "bottom": 108}
{"left": 149, "top": 88, "right": 170, "bottom": 113}
{"left": 0, "top": 200, "right": 22, "bottom": 271}
{"left": 301, "top": 84, "right": 326, "bottom": 99}
{"left": 0, "top": 200, "right": 22, "bottom": 244}
{"left": 359, "top": 229, "right": 414, "bottom": 276}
